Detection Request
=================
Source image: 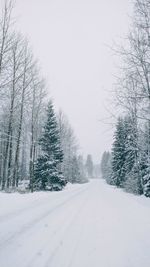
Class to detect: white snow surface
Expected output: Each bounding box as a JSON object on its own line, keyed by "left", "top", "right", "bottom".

{"left": 0, "top": 179, "right": 150, "bottom": 267}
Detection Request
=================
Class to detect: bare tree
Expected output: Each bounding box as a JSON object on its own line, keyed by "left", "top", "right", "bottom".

{"left": 0, "top": 1, "right": 49, "bottom": 191}
{"left": 29, "top": 68, "right": 46, "bottom": 192}
{"left": 12, "top": 41, "right": 33, "bottom": 187}
{"left": 2, "top": 34, "right": 24, "bottom": 189}
{"left": 0, "top": 0, "right": 14, "bottom": 76}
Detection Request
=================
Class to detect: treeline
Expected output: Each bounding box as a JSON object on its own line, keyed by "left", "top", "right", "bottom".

{"left": 101, "top": 0, "right": 150, "bottom": 197}
{"left": 0, "top": 0, "right": 88, "bottom": 192}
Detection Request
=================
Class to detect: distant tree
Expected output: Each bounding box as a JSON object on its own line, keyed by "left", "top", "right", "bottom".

{"left": 57, "top": 110, "right": 78, "bottom": 183}
{"left": 101, "top": 151, "right": 111, "bottom": 180}
{"left": 85, "top": 154, "right": 94, "bottom": 178}
{"left": 66, "top": 155, "right": 88, "bottom": 184}
{"left": 78, "top": 155, "right": 88, "bottom": 183}
{"left": 34, "top": 101, "right": 66, "bottom": 191}
{"left": 70, "top": 155, "right": 80, "bottom": 184}
{"left": 93, "top": 164, "right": 101, "bottom": 178}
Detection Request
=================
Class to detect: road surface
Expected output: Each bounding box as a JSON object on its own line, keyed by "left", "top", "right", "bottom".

{"left": 0, "top": 179, "right": 150, "bottom": 267}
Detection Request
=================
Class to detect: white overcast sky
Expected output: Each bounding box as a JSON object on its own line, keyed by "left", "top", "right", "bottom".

{"left": 12, "top": 0, "right": 132, "bottom": 163}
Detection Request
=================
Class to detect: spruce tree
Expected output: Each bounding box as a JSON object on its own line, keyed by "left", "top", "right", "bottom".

{"left": 111, "top": 117, "right": 127, "bottom": 186}
{"left": 123, "top": 116, "right": 142, "bottom": 194}
{"left": 101, "top": 151, "right": 111, "bottom": 180}
{"left": 70, "top": 155, "right": 80, "bottom": 184}
{"left": 78, "top": 155, "right": 88, "bottom": 183}
{"left": 123, "top": 116, "right": 138, "bottom": 174}
{"left": 140, "top": 123, "right": 150, "bottom": 197}
{"left": 111, "top": 115, "right": 142, "bottom": 193}
{"left": 34, "top": 101, "right": 66, "bottom": 191}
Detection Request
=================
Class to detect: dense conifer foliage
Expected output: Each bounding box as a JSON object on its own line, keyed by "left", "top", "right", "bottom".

{"left": 101, "top": 0, "right": 150, "bottom": 197}
{"left": 34, "top": 101, "right": 66, "bottom": 191}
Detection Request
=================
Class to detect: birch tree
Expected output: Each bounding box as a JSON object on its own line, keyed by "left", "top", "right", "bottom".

{"left": 29, "top": 69, "right": 46, "bottom": 192}
{"left": 0, "top": 0, "right": 14, "bottom": 77}
{"left": 2, "top": 34, "right": 24, "bottom": 189}
{"left": 12, "top": 41, "right": 33, "bottom": 187}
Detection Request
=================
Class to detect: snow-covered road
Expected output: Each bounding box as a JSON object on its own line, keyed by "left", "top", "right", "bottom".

{"left": 1, "top": 179, "right": 150, "bottom": 267}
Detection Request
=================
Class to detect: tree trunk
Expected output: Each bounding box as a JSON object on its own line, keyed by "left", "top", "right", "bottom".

{"left": 7, "top": 128, "right": 13, "bottom": 188}
{"left": 12, "top": 86, "right": 25, "bottom": 187}
{"left": 2, "top": 94, "right": 15, "bottom": 189}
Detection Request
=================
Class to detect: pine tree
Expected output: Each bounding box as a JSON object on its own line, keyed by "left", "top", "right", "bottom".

{"left": 111, "top": 115, "right": 142, "bottom": 193}
{"left": 140, "top": 123, "right": 150, "bottom": 197}
{"left": 111, "top": 117, "right": 127, "bottom": 186}
{"left": 123, "top": 116, "right": 137, "bottom": 174}
{"left": 101, "top": 151, "right": 111, "bottom": 180}
{"left": 70, "top": 155, "right": 80, "bottom": 184}
{"left": 123, "top": 116, "right": 142, "bottom": 194}
{"left": 34, "top": 101, "right": 66, "bottom": 191}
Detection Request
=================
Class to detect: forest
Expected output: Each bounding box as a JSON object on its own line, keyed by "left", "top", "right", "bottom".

{"left": 101, "top": 0, "right": 150, "bottom": 197}
{"left": 1, "top": 1, "right": 150, "bottom": 266}
{"left": 0, "top": 0, "right": 98, "bottom": 192}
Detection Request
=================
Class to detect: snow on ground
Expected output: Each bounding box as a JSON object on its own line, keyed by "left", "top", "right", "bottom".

{"left": 0, "top": 179, "right": 150, "bottom": 267}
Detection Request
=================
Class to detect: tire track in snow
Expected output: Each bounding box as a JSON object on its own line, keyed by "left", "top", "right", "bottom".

{"left": 0, "top": 186, "right": 88, "bottom": 223}
{"left": 0, "top": 194, "right": 54, "bottom": 223}
{"left": 66, "top": 183, "right": 96, "bottom": 267}
{"left": 43, "top": 188, "right": 90, "bottom": 267}
{"left": 66, "top": 207, "right": 87, "bottom": 267}
{"left": 43, "top": 182, "right": 96, "bottom": 267}
{"left": 0, "top": 185, "right": 89, "bottom": 249}
{"left": 26, "top": 186, "right": 90, "bottom": 267}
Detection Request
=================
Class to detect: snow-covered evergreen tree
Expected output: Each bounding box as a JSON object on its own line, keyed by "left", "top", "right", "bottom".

{"left": 70, "top": 155, "right": 80, "bottom": 184}
{"left": 111, "top": 117, "right": 127, "bottom": 186}
{"left": 123, "top": 116, "right": 142, "bottom": 194}
{"left": 101, "top": 151, "right": 111, "bottom": 180}
{"left": 123, "top": 164, "right": 143, "bottom": 195}
{"left": 140, "top": 123, "right": 150, "bottom": 197}
{"left": 110, "top": 115, "right": 143, "bottom": 194}
{"left": 34, "top": 101, "right": 66, "bottom": 191}
{"left": 67, "top": 155, "right": 87, "bottom": 184}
